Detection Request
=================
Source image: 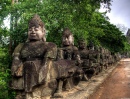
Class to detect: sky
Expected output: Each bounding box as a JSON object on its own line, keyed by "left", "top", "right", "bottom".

{"left": 100, "top": 0, "right": 130, "bottom": 34}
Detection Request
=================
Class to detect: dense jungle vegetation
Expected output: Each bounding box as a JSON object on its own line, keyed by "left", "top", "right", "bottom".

{"left": 0, "top": 0, "right": 130, "bottom": 98}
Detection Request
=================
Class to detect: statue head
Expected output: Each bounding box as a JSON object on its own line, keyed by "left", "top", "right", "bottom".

{"left": 62, "top": 28, "right": 74, "bottom": 46}
{"left": 88, "top": 41, "right": 94, "bottom": 50}
{"left": 94, "top": 46, "right": 100, "bottom": 52}
{"left": 78, "top": 39, "right": 86, "bottom": 50}
{"left": 27, "top": 14, "right": 46, "bottom": 41}
{"left": 99, "top": 47, "right": 105, "bottom": 53}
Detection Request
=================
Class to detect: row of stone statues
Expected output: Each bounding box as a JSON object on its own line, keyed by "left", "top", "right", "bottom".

{"left": 10, "top": 14, "right": 121, "bottom": 99}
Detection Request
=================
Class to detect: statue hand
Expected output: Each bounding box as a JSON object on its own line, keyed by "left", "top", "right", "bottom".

{"left": 76, "top": 60, "right": 83, "bottom": 66}
{"left": 14, "top": 63, "right": 23, "bottom": 77}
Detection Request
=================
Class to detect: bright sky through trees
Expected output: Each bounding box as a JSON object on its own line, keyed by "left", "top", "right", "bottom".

{"left": 100, "top": 0, "right": 130, "bottom": 34}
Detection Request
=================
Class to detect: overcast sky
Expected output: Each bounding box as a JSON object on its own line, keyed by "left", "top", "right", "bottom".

{"left": 100, "top": 0, "right": 130, "bottom": 33}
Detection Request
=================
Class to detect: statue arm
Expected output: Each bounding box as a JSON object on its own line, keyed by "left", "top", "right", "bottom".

{"left": 44, "top": 42, "right": 57, "bottom": 60}
{"left": 11, "top": 43, "right": 24, "bottom": 77}
{"left": 38, "top": 42, "right": 57, "bottom": 83}
{"left": 41, "top": 42, "right": 57, "bottom": 68}
{"left": 56, "top": 48, "right": 64, "bottom": 60}
{"left": 73, "top": 46, "right": 83, "bottom": 65}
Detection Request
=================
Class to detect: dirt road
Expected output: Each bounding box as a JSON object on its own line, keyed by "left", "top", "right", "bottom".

{"left": 89, "top": 59, "right": 130, "bottom": 99}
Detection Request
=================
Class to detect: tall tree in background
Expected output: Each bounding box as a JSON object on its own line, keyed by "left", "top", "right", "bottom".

{"left": 0, "top": 0, "right": 113, "bottom": 48}
{"left": 99, "top": 20, "right": 126, "bottom": 52}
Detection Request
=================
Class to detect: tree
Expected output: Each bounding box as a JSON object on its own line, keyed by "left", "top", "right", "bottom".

{"left": 0, "top": 0, "right": 113, "bottom": 47}
{"left": 99, "top": 21, "right": 126, "bottom": 52}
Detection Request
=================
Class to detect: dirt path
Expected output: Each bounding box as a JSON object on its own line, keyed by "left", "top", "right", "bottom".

{"left": 89, "top": 59, "right": 130, "bottom": 99}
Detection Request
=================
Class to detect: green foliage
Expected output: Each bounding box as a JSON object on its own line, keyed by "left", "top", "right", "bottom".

{"left": 99, "top": 21, "right": 126, "bottom": 52}
{"left": 1, "top": 0, "right": 112, "bottom": 47}
{"left": 0, "top": 28, "right": 15, "bottom": 98}
{"left": 0, "top": 48, "right": 15, "bottom": 99}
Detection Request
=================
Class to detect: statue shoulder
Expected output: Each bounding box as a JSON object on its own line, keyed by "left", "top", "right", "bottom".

{"left": 46, "top": 42, "right": 57, "bottom": 49}
{"left": 12, "top": 43, "right": 24, "bottom": 57}
{"left": 72, "top": 45, "right": 78, "bottom": 51}
{"left": 44, "top": 42, "right": 57, "bottom": 59}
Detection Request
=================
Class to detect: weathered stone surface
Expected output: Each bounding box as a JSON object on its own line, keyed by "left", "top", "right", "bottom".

{"left": 11, "top": 14, "right": 58, "bottom": 99}
{"left": 53, "top": 28, "right": 83, "bottom": 98}
{"left": 11, "top": 14, "right": 121, "bottom": 99}
{"left": 51, "top": 62, "right": 119, "bottom": 99}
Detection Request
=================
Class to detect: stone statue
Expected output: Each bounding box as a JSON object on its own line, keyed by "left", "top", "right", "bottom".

{"left": 11, "top": 14, "right": 57, "bottom": 99}
{"left": 61, "top": 28, "right": 80, "bottom": 62}
{"left": 100, "top": 47, "right": 109, "bottom": 69}
{"left": 78, "top": 39, "right": 89, "bottom": 80}
{"left": 53, "top": 28, "right": 83, "bottom": 97}
{"left": 11, "top": 15, "right": 83, "bottom": 99}
{"left": 99, "top": 47, "right": 106, "bottom": 70}
{"left": 94, "top": 46, "right": 102, "bottom": 73}
{"left": 87, "top": 42, "right": 101, "bottom": 77}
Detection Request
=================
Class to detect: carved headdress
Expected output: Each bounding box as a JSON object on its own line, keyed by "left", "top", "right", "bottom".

{"left": 28, "top": 14, "right": 46, "bottom": 41}
{"left": 78, "top": 38, "right": 86, "bottom": 44}
{"left": 62, "top": 28, "right": 73, "bottom": 37}
{"left": 62, "top": 28, "right": 74, "bottom": 45}
{"left": 28, "top": 14, "right": 45, "bottom": 30}
{"left": 78, "top": 38, "right": 87, "bottom": 50}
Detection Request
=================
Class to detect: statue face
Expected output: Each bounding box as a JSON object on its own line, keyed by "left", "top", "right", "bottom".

{"left": 62, "top": 35, "right": 73, "bottom": 46}
{"left": 89, "top": 46, "right": 94, "bottom": 50}
{"left": 79, "top": 41, "right": 86, "bottom": 49}
{"left": 28, "top": 26, "right": 45, "bottom": 41}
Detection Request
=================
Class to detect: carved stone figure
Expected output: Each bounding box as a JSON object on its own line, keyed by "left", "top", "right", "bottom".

{"left": 99, "top": 47, "right": 106, "bottom": 70}
{"left": 54, "top": 28, "right": 83, "bottom": 97}
{"left": 78, "top": 39, "right": 89, "bottom": 80}
{"left": 11, "top": 15, "right": 83, "bottom": 99}
{"left": 87, "top": 42, "right": 101, "bottom": 78}
{"left": 105, "top": 48, "right": 111, "bottom": 68}
{"left": 61, "top": 28, "right": 81, "bottom": 62}
{"left": 101, "top": 48, "right": 109, "bottom": 69}
{"left": 11, "top": 14, "right": 57, "bottom": 99}
{"left": 94, "top": 46, "right": 102, "bottom": 72}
